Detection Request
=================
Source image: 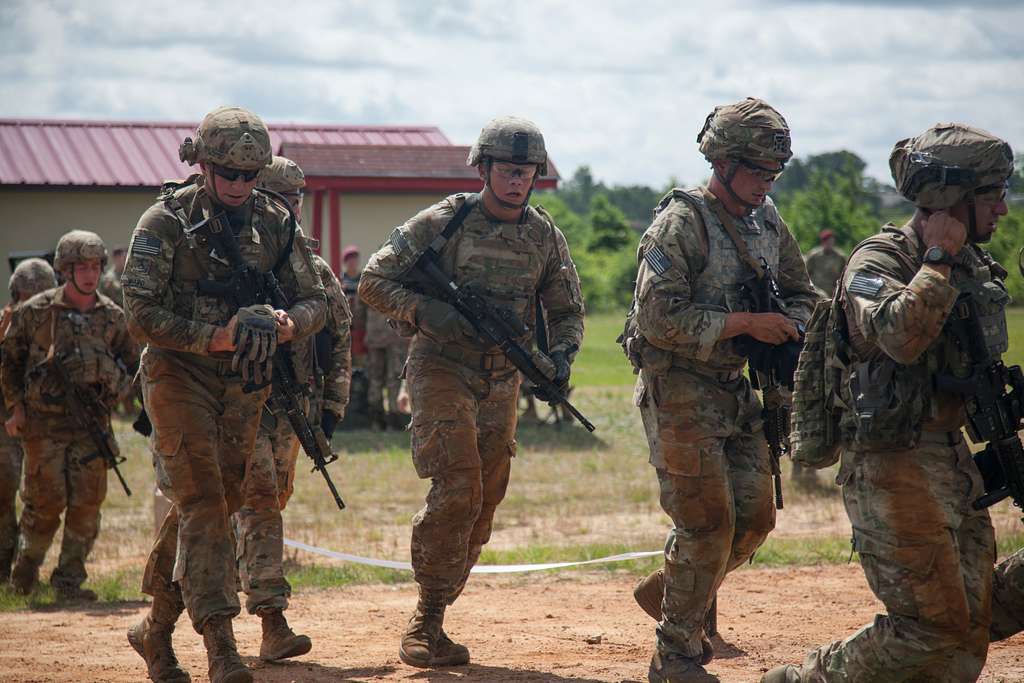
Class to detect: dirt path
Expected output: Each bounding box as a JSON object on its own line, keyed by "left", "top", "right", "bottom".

{"left": 1, "top": 565, "right": 1022, "bottom": 682}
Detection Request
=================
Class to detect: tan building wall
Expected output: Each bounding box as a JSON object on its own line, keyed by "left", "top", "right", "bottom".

{"left": 0, "top": 187, "right": 155, "bottom": 305}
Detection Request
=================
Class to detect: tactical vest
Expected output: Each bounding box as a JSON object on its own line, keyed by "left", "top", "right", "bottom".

{"left": 674, "top": 189, "right": 782, "bottom": 371}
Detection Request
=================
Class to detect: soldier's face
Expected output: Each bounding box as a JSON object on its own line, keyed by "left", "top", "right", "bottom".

{"left": 731, "top": 159, "right": 781, "bottom": 206}
{"left": 953, "top": 185, "right": 1009, "bottom": 243}
{"left": 70, "top": 259, "right": 102, "bottom": 294}
{"left": 201, "top": 163, "right": 259, "bottom": 207}
{"left": 480, "top": 162, "right": 537, "bottom": 206}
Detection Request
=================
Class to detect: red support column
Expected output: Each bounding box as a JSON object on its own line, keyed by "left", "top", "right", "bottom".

{"left": 329, "top": 190, "right": 341, "bottom": 275}
{"left": 311, "top": 190, "right": 324, "bottom": 253}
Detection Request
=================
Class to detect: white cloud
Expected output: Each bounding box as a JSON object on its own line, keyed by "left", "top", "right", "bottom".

{"left": 1, "top": 0, "right": 1020, "bottom": 188}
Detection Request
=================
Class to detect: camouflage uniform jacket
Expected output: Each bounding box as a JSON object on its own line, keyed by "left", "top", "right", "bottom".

{"left": 839, "top": 223, "right": 1008, "bottom": 438}
{"left": 634, "top": 187, "right": 816, "bottom": 373}
{"left": 98, "top": 266, "right": 125, "bottom": 308}
{"left": 312, "top": 256, "right": 352, "bottom": 418}
{"left": 359, "top": 194, "right": 585, "bottom": 359}
{"left": 364, "top": 306, "right": 407, "bottom": 349}
{"left": 121, "top": 177, "right": 325, "bottom": 365}
{"left": 1, "top": 286, "right": 138, "bottom": 438}
{"left": 804, "top": 244, "right": 847, "bottom": 297}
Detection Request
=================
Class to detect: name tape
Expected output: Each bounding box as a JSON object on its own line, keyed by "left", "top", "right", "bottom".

{"left": 284, "top": 538, "right": 661, "bottom": 574}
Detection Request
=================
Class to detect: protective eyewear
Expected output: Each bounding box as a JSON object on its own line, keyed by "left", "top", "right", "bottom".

{"left": 492, "top": 163, "right": 538, "bottom": 180}
{"left": 974, "top": 183, "right": 1008, "bottom": 204}
{"left": 738, "top": 158, "right": 784, "bottom": 182}
{"left": 212, "top": 165, "right": 261, "bottom": 183}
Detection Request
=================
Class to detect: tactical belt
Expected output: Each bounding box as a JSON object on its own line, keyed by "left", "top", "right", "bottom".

{"left": 421, "top": 341, "right": 513, "bottom": 373}
{"left": 918, "top": 430, "right": 963, "bottom": 446}
{"left": 670, "top": 356, "right": 744, "bottom": 383}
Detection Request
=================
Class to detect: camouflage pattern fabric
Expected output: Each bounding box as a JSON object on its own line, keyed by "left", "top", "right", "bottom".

{"left": 789, "top": 225, "right": 1001, "bottom": 681}
{"left": 991, "top": 548, "right": 1024, "bottom": 642}
{"left": 125, "top": 175, "right": 325, "bottom": 633}
{"left": 178, "top": 106, "right": 272, "bottom": 171}
{"left": 98, "top": 266, "right": 124, "bottom": 308}
{"left": 632, "top": 186, "right": 815, "bottom": 660}
{"left": 366, "top": 307, "right": 408, "bottom": 415}
{"left": 0, "top": 424, "right": 22, "bottom": 580}
{"left": 313, "top": 255, "right": 353, "bottom": 421}
{"left": 18, "top": 436, "right": 108, "bottom": 592}
{"left": 359, "top": 193, "right": 584, "bottom": 601}
{"left": 803, "top": 245, "right": 847, "bottom": 298}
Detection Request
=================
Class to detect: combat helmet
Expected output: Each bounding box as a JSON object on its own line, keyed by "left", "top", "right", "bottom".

{"left": 179, "top": 106, "right": 272, "bottom": 171}
{"left": 9, "top": 257, "right": 57, "bottom": 300}
{"left": 890, "top": 123, "right": 1013, "bottom": 210}
{"left": 697, "top": 97, "right": 792, "bottom": 164}
{"left": 467, "top": 116, "right": 548, "bottom": 175}
{"left": 54, "top": 230, "right": 107, "bottom": 273}
{"left": 258, "top": 155, "right": 306, "bottom": 193}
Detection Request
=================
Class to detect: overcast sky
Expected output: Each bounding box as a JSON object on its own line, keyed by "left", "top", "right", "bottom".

{"left": 1, "top": 0, "right": 1020, "bottom": 189}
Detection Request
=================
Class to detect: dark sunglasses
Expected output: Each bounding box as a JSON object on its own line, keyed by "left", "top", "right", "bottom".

{"left": 738, "top": 158, "right": 784, "bottom": 182}
{"left": 212, "top": 165, "right": 261, "bottom": 182}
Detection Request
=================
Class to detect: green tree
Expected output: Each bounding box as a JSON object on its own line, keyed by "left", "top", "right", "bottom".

{"left": 778, "top": 167, "right": 878, "bottom": 253}
{"left": 588, "top": 194, "right": 632, "bottom": 252}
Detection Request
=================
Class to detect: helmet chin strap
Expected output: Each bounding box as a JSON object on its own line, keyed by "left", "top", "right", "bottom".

{"left": 965, "top": 195, "right": 985, "bottom": 243}
{"left": 715, "top": 161, "right": 758, "bottom": 215}
{"left": 483, "top": 160, "right": 537, "bottom": 222}
{"left": 67, "top": 269, "right": 93, "bottom": 297}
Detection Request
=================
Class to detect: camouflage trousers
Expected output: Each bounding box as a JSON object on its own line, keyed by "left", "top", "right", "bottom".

{"left": 140, "top": 350, "right": 273, "bottom": 632}
{"left": 0, "top": 431, "right": 23, "bottom": 577}
{"left": 17, "top": 432, "right": 108, "bottom": 590}
{"left": 231, "top": 410, "right": 301, "bottom": 615}
{"left": 795, "top": 437, "right": 994, "bottom": 682}
{"left": 991, "top": 548, "right": 1024, "bottom": 641}
{"left": 637, "top": 367, "right": 775, "bottom": 660}
{"left": 367, "top": 343, "right": 408, "bottom": 414}
{"left": 407, "top": 348, "right": 519, "bottom": 600}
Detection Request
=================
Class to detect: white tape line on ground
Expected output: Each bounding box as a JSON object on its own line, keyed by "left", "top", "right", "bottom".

{"left": 284, "top": 538, "right": 661, "bottom": 574}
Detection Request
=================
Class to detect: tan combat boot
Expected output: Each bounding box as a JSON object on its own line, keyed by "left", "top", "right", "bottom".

{"left": 259, "top": 608, "right": 312, "bottom": 661}
{"left": 648, "top": 649, "right": 720, "bottom": 683}
{"left": 399, "top": 588, "right": 470, "bottom": 668}
{"left": 202, "top": 617, "right": 252, "bottom": 683}
{"left": 760, "top": 664, "right": 800, "bottom": 683}
{"left": 127, "top": 615, "right": 192, "bottom": 683}
{"left": 633, "top": 569, "right": 714, "bottom": 665}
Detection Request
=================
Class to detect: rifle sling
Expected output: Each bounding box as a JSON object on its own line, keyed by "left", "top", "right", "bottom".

{"left": 699, "top": 187, "right": 765, "bottom": 280}
{"left": 425, "top": 193, "right": 479, "bottom": 257}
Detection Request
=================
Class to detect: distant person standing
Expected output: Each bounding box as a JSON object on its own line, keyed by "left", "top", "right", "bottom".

{"left": 99, "top": 244, "right": 128, "bottom": 307}
{"left": 364, "top": 306, "right": 410, "bottom": 430}
{"left": 804, "top": 229, "right": 847, "bottom": 298}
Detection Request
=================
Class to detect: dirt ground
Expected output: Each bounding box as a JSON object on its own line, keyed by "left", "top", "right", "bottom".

{"left": 1, "top": 564, "right": 1022, "bottom": 683}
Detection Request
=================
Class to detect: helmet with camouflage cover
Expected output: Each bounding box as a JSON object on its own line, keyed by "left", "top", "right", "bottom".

{"left": 9, "top": 257, "right": 56, "bottom": 300}
{"left": 54, "top": 230, "right": 108, "bottom": 273}
{"left": 467, "top": 116, "right": 548, "bottom": 175}
{"left": 890, "top": 123, "right": 1014, "bottom": 210}
{"left": 258, "top": 155, "right": 306, "bottom": 193}
{"left": 179, "top": 106, "right": 272, "bottom": 171}
{"left": 697, "top": 97, "right": 792, "bottom": 164}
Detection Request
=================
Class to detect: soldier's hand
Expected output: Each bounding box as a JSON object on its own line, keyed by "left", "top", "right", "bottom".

{"left": 746, "top": 313, "right": 800, "bottom": 345}
{"left": 5, "top": 403, "right": 25, "bottom": 437}
{"left": 274, "top": 309, "right": 296, "bottom": 343}
{"left": 209, "top": 314, "right": 239, "bottom": 353}
{"left": 923, "top": 210, "right": 967, "bottom": 256}
{"left": 415, "top": 299, "right": 476, "bottom": 343}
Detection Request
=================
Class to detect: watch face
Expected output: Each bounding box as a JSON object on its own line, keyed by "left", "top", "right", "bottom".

{"left": 925, "top": 247, "right": 945, "bottom": 263}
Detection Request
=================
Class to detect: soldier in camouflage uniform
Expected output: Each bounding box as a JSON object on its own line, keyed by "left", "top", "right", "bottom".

{"left": 803, "top": 230, "right": 846, "bottom": 298}
{"left": 763, "top": 124, "right": 1013, "bottom": 682}
{"left": 227, "top": 156, "right": 351, "bottom": 663}
{"left": 359, "top": 116, "right": 585, "bottom": 668}
{"left": 99, "top": 245, "right": 128, "bottom": 307}
{"left": 3, "top": 232, "right": 137, "bottom": 600}
{"left": 123, "top": 108, "right": 325, "bottom": 683}
{"left": 626, "top": 98, "right": 816, "bottom": 682}
{"left": 365, "top": 304, "right": 410, "bottom": 430}
{"left": 0, "top": 258, "right": 57, "bottom": 584}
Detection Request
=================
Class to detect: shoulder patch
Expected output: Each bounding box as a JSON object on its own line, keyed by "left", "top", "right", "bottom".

{"left": 644, "top": 245, "right": 672, "bottom": 276}
{"left": 847, "top": 272, "right": 885, "bottom": 298}
{"left": 389, "top": 228, "right": 410, "bottom": 254}
{"left": 131, "top": 233, "right": 162, "bottom": 257}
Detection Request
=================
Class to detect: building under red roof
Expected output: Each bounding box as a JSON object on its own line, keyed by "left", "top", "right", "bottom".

{"left": 0, "top": 118, "right": 559, "bottom": 287}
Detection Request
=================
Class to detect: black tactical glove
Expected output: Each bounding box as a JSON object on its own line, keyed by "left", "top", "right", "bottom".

{"left": 321, "top": 410, "right": 339, "bottom": 440}
{"left": 415, "top": 299, "right": 476, "bottom": 343}
{"left": 771, "top": 340, "right": 804, "bottom": 389}
{"left": 132, "top": 408, "right": 152, "bottom": 437}
{"left": 532, "top": 349, "right": 573, "bottom": 402}
{"left": 232, "top": 304, "right": 278, "bottom": 387}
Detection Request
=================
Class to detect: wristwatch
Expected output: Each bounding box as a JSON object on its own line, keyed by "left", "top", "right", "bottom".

{"left": 923, "top": 246, "right": 955, "bottom": 267}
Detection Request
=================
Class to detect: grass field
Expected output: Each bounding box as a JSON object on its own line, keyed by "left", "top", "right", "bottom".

{"left": 2, "top": 308, "right": 1024, "bottom": 611}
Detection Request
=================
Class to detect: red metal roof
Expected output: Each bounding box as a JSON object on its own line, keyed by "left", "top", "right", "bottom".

{"left": 0, "top": 118, "right": 451, "bottom": 188}
{"left": 282, "top": 143, "right": 560, "bottom": 183}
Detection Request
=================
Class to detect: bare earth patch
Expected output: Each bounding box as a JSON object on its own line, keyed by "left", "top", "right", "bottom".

{"left": 1, "top": 565, "right": 1022, "bottom": 682}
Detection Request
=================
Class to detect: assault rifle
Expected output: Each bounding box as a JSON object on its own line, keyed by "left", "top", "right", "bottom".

{"left": 185, "top": 212, "right": 346, "bottom": 510}
{"left": 411, "top": 225, "right": 595, "bottom": 432}
{"left": 936, "top": 291, "right": 1024, "bottom": 512}
{"left": 737, "top": 257, "right": 804, "bottom": 510}
{"left": 50, "top": 354, "right": 131, "bottom": 496}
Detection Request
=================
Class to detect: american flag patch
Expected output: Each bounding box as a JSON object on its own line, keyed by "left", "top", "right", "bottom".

{"left": 644, "top": 245, "right": 671, "bottom": 276}
{"left": 131, "top": 233, "right": 162, "bottom": 257}
{"left": 389, "top": 228, "right": 409, "bottom": 254}
{"left": 848, "top": 272, "right": 884, "bottom": 298}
